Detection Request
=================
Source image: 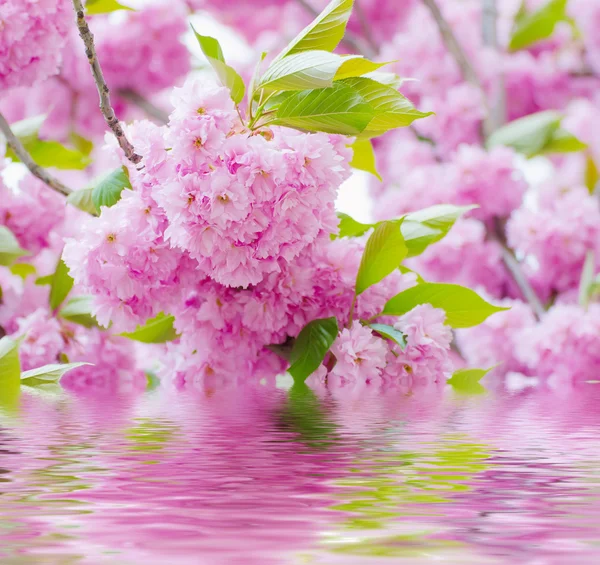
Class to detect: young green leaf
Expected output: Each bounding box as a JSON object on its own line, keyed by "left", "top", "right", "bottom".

{"left": 486, "top": 111, "right": 562, "bottom": 157}
{"left": 402, "top": 204, "right": 477, "bottom": 257}
{"left": 59, "top": 296, "right": 99, "bottom": 328}
{"left": 578, "top": 251, "right": 595, "bottom": 310}
{"left": 275, "top": 0, "right": 354, "bottom": 61}
{"left": 398, "top": 264, "right": 426, "bottom": 284}
{"left": 21, "top": 362, "right": 91, "bottom": 386}
{"left": 9, "top": 263, "right": 36, "bottom": 280}
{"left": 335, "top": 212, "right": 374, "bottom": 239}
{"left": 67, "top": 187, "right": 99, "bottom": 215}
{"left": 92, "top": 167, "right": 132, "bottom": 211}
{"left": 369, "top": 323, "right": 406, "bottom": 349}
{"left": 288, "top": 317, "right": 339, "bottom": 383}
{"left": 86, "top": 0, "right": 134, "bottom": 14}
{"left": 258, "top": 51, "right": 344, "bottom": 92}
{"left": 382, "top": 283, "right": 508, "bottom": 328}
{"left": 355, "top": 220, "right": 407, "bottom": 295}
{"left": 0, "top": 226, "right": 29, "bottom": 266}
{"left": 342, "top": 77, "right": 434, "bottom": 136}
{"left": 120, "top": 313, "right": 178, "bottom": 343}
{"left": 538, "top": 127, "right": 587, "bottom": 154}
{"left": 349, "top": 138, "right": 382, "bottom": 180}
{"left": 272, "top": 82, "right": 375, "bottom": 135}
{"left": 7, "top": 116, "right": 90, "bottom": 170}
{"left": 585, "top": 155, "right": 599, "bottom": 195}
{"left": 509, "top": 0, "right": 567, "bottom": 51}
{"left": 0, "top": 336, "right": 21, "bottom": 383}
{"left": 192, "top": 30, "right": 245, "bottom": 104}
{"left": 49, "top": 258, "right": 74, "bottom": 312}
{"left": 334, "top": 56, "right": 390, "bottom": 80}
{"left": 447, "top": 366, "right": 495, "bottom": 394}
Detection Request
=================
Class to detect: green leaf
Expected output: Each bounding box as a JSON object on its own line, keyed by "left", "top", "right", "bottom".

{"left": 578, "top": 250, "right": 595, "bottom": 309}
{"left": 91, "top": 166, "right": 132, "bottom": 210}
{"left": 288, "top": 317, "right": 338, "bottom": 383}
{"left": 335, "top": 212, "right": 373, "bottom": 238}
{"left": 59, "top": 296, "right": 99, "bottom": 328}
{"left": 49, "top": 258, "right": 74, "bottom": 312}
{"left": 258, "top": 51, "right": 344, "bottom": 92}
{"left": 192, "top": 30, "right": 245, "bottom": 104}
{"left": 538, "top": 127, "right": 587, "bottom": 154}
{"left": 509, "top": 0, "right": 567, "bottom": 51}
{"left": 369, "top": 323, "right": 406, "bottom": 349}
{"left": 398, "top": 264, "right": 426, "bottom": 284}
{"left": 362, "top": 71, "right": 405, "bottom": 89}
{"left": 275, "top": 0, "right": 354, "bottom": 61}
{"left": 0, "top": 336, "right": 21, "bottom": 383}
{"left": 67, "top": 187, "right": 99, "bottom": 215}
{"left": 86, "top": 0, "right": 134, "bottom": 14}
{"left": 349, "top": 138, "right": 381, "bottom": 180}
{"left": 9, "top": 263, "right": 36, "bottom": 280}
{"left": 486, "top": 110, "right": 562, "bottom": 157}
{"left": 4, "top": 115, "right": 88, "bottom": 175}
{"left": 402, "top": 204, "right": 477, "bottom": 257}
{"left": 355, "top": 220, "right": 407, "bottom": 295}
{"left": 21, "top": 362, "right": 90, "bottom": 386}
{"left": 342, "top": 77, "right": 433, "bottom": 136}
{"left": 120, "top": 313, "right": 178, "bottom": 343}
{"left": 272, "top": 82, "right": 375, "bottom": 135}
{"left": 35, "top": 274, "right": 54, "bottom": 286}
{"left": 447, "top": 366, "right": 494, "bottom": 394}
{"left": 585, "top": 155, "right": 599, "bottom": 195}
{"left": 334, "top": 56, "right": 390, "bottom": 80}
{"left": 69, "top": 132, "right": 94, "bottom": 156}
{"left": 382, "top": 283, "right": 508, "bottom": 328}
{"left": 0, "top": 226, "right": 29, "bottom": 266}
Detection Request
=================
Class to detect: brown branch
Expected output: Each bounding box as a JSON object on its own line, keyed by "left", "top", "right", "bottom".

{"left": 118, "top": 89, "right": 169, "bottom": 125}
{"left": 71, "top": 0, "right": 142, "bottom": 164}
{"left": 295, "top": 0, "right": 377, "bottom": 58}
{"left": 481, "top": 0, "right": 505, "bottom": 135}
{"left": 353, "top": 0, "right": 378, "bottom": 55}
{"left": 0, "top": 112, "right": 72, "bottom": 197}
{"left": 491, "top": 219, "right": 545, "bottom": 320}
{"left": 421, "top": 0, "right": 481, "bottom": 88}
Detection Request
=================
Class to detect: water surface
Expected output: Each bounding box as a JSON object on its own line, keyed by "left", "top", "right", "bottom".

{"left": 1, "top": 379, "right": 600, "bottom": 564}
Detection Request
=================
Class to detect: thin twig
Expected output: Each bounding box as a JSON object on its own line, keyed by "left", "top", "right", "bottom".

{"left": 0, "top": 112, "right": 72, "bottom": 197}
{"left": 71, "top": 0, "right": 142, "bottom": 164}
{"left": 491, "top": 219, "right": 545, "bottom": 320}
{"left": 295, "top": 0, "right": 376, "bottom": 58}
{"left": 118, "top": 89, "right": 169, "bottom": 125}
{"left": 421, "top": 0, "right": 481, "bottom": 88}
{"left": 353, "top": 0, "right": 378, "bottom": 55}
{"left": 481, "top": 0, "right": 505, "bottom": 135}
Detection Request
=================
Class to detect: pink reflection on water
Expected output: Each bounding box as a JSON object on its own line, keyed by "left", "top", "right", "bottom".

{"left": 1, "top": 379, "right": 600, "bottom": 564}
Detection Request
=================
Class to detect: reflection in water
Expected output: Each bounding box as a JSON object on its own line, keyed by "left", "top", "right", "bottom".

{"left": 1, "top": 380, "right": 600, "bottom": 564}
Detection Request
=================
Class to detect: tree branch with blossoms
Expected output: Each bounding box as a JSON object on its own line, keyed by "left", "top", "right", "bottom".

{"left": 0, "top": 111, "right": 72, "bottom": 197}
{"left": 419, "top": 0, "right": 545, "bottom": 320}
{"left": 421, "top": 0, "right": 481, "bottom": 88}
{"left": 71, "top": 0, "right": 142, "bottom": 165}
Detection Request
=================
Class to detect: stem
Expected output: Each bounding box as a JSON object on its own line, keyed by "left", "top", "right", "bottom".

{"left": 354, "top": 0, "right": 378, "bottom": 55}
{"left": 347, "top": 295, "right": 357, "bottom": 327}
{"left": 481, "top": 0, "right": 505, "bottom": 135}
{"left": 421, "top": 0, "right": 482, "bottom": 88}
{"left": 0, "top": 112, "right": 72, "bottom": 197}
{"left": 294, "top": 0, "right": 376, "bottom": 58}
{"left": 71, "top": 0, "right": 142, "bottom": 165}
{"left": 117, "top": 89, "right": 169, "bottom": 125}
{"left": 491, "top": 219, "right": 545, "bottom": 320}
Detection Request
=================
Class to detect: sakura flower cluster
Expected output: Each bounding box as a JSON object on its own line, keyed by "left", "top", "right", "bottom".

{"left": 0, "top": 0, "right": 71, "bottom": 90}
